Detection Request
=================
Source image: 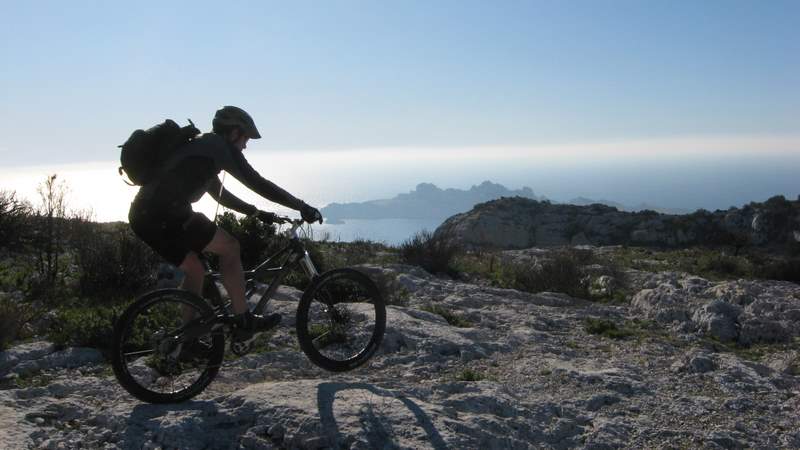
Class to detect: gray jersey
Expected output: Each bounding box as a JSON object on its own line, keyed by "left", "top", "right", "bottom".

{"left": 135, "top": 133, "right": 303, "bottom": 215}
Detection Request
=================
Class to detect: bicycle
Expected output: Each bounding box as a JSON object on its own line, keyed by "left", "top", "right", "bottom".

{"left": 111, "top": 217, "right": 386, "bottom": 403}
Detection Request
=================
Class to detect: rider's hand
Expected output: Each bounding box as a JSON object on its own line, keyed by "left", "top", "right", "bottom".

{"left": 300, "top": 203, "right": 323, "bottom": 224}
{"left": 254, "top": 210, "right": 279, "bottom": 224}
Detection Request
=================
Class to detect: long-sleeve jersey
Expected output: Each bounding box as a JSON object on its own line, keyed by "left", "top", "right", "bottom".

{"left": 134, "top": 133, "right": 303, "bottom": 215}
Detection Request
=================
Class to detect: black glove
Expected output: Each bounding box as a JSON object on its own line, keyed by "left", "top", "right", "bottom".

{"left": 254, "top": 210, "right": 279, "bottom": 224}
{"left": 300, "top": 203, "right": 323, "bottom": 224}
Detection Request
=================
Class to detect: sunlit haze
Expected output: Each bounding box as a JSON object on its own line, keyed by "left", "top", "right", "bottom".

{"left": 2, "top": 135, "right": 799, "bottom": 223}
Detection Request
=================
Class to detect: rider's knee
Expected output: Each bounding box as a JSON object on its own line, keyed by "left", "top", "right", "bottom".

{"left": 179, "top": 252, "right": 204, "bottom": 278}
{"left": 222, "top": 234, "right": 241, "bottom": 257}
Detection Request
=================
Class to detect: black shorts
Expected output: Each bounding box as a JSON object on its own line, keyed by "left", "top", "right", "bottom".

{"left": 129, "top": 200, "right": 217, "bottom": 266}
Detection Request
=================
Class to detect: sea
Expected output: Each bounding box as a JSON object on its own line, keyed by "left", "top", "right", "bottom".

{"left": 306, "top": 218, "right": 444, "bottom": 246}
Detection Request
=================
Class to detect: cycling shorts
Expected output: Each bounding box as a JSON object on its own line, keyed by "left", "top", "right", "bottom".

{"left": 128, "top": 200, "right": 217, "bottom": 266}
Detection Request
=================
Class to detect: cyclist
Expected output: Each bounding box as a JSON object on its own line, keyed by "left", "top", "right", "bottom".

{"left": 128, "top": 106, "right": 323, "bottom": 352}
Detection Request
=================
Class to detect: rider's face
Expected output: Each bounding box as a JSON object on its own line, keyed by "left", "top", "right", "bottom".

{"left": 229, "top": 129, "right": 250, "bottom": 151}
{"left": 233, "top": 134, "right": 249, "bottom": 151}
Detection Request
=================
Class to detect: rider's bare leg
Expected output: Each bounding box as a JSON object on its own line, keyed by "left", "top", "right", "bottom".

{"left": 178, "top": 252, "right": 205, "bottom": 322}
{"left": 179, "top": 252, "right": 204, "bottom": 295}
{"left": 202, "top": 228, "right": 248, "bottom": 315}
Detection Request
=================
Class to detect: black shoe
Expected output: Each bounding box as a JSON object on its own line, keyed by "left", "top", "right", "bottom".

{"left": 231, "top": 311, "right": 282, "bottom": 345}
{"left": 177, "top": 338, "right": 213, "bottom": 363}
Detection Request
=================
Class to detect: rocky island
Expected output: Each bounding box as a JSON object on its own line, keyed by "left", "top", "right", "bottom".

{"left": 320, "top": 181, "right": 543, "bottom": 224}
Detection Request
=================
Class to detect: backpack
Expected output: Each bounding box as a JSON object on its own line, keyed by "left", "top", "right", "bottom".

{"left": 118, "top": 119, "right": 200, "bottom": 186}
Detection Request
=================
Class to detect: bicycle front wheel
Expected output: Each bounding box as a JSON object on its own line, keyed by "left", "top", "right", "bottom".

{"left": 296, "top": 268, "right": 386, "bottom": 372}
{"left": 111, "top": 289, "right": 225, "bottom": 403}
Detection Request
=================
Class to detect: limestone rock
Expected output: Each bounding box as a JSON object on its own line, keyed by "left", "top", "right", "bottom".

{"left": 436, "top": 196, "right": 800, "bottom": 251}
{"left": 0, "top": 341, "right": 56, "bottom": 377}
{"left": 692, "top": 299, "right": 742, "bottom": 342}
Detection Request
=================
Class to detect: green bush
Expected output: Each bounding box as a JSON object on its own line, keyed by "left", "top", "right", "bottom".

{"left": 320, "top": 239, "right": 396, "bottom": 269}
{"left": 0, "top": 257, "right": 35, "bottom": 294}
{"left": 215, "top": 212, "right": 327, "bottom": 290}
{"left": 583, "top": 318, "right": 634, "bottom": 339}
{"left": 421, "top": 303, "right": 472, "bottom": 328}
{"left": 696, "top": 253, "right": 751, "bottom": 279}
{"left": 279, "top": 237, "right": 329, "bottom": 291}
{"left": 71, "top": 223, "right": 160, "bottom": 299}
{"left": 756, "top": 257, "right": 800, "bottom": 283}
{"left": 0, "top": 190, "right": 32, "bottom": 250}
{"left": 400, "top": 230, "right": 462, "bottom": 276}
{"left": 47, "top": 305, "right": 123, "bottom": 351}
{"left": 499, "top": 249, "right": 590, "bottom": 298}
{"left": 216, "top": 211, "right": 279, "bottom": 269}
{"left": 455, "top": 368, "right": 485, "bottom": 382}
{"left": 0, "top": 296, "right": 36, "bottom": 350}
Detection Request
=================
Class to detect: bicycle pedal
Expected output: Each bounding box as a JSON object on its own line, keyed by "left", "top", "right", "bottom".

{"left": 231, "top": 340, "right": 253, "bottom": 356}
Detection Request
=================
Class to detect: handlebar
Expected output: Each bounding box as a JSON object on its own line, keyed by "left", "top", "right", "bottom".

{"left": 269, "top": 215, "right": 307, "bottom": 239}
{"left": 271, "top": 215, "right": 301, "bottom": 226}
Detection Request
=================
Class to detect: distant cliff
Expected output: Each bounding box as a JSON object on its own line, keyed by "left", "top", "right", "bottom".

{"left": 436, "top": 195, "right": 800, "bottom": 251}
{"left": 321, "top": 181, "right": 543, "bottom": 223}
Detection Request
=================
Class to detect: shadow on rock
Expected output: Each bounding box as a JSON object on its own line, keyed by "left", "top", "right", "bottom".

{"left": 317, "top": 381, "right": 448, "bottom": 450}
{"left": 121, "top": 400, "right": 250, "bottom": 449}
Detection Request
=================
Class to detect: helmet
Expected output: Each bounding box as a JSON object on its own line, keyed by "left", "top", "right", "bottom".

{"left": 212, "top": 106, "right": 261, "bottom": 139}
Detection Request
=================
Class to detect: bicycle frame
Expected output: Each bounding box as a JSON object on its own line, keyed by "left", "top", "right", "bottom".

{"left": 202, "top": 219, "right": 320, "bottom": 316}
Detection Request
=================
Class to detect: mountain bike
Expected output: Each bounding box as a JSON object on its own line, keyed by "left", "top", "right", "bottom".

{"left": 111, "top": 217, "right": 386, "bottom": 404}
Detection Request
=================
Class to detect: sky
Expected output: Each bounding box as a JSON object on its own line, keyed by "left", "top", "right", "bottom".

{"left": 1, "top": 0, "right": 798, "bottom": 221}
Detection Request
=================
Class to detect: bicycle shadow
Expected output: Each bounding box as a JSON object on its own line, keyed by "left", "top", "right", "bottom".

{"left": 316, "top": 381, "right": 448, "bottom": 450}
{"left": 122, "top": 400, "right": 225, "bottom": 447}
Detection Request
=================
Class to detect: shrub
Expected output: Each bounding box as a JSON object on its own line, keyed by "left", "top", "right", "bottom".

{"left": 0, "top": 295, "right": 36, "bottom": 350}
{"left": 455, "top": 368, "right": 485, "bottom": 382}
{"left": 400, "top": 230, "right": 462, "bottom": 276}
{"left": 696, "top": 253, "right": 751, "bottom": 279}
{"left": 326, "top": 239, "right": 395, "bottom": 268}
{"left": 0, "top": 190, "right": 32, "bottom": 250}
{"left": 500, "top": 249, "right": 590, "bottom": 298}
{"left": 756, "top": 257, "right": 800, "bottom": 283}
{"left": 71, "top": 222, "right": 160, "bottom": 299}
{"left": 47, "top": 305, "right": 123, "bottom": 352}
{"left": 216, "top": 211, "right": 279, "bottom": 269}
{"left": 214, "top": 211, "right": 328, "bottom": 289}
{"left": 279, "top": 237, "right": 329, "bottom": 291}
{"left": 421, "top": 303, "right": 472, "bottom": 328}
{"left": 583, "top": 318, "right": 634, "bottom": 339}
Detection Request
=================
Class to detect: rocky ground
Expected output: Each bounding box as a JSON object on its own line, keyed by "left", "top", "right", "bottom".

{"left": 1, "top": 251, "right": 799, "bottom": 449}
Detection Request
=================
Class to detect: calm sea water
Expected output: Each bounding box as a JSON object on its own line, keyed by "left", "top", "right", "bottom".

{"left": 308, "top": 218, "right": 444, "bottom": 246}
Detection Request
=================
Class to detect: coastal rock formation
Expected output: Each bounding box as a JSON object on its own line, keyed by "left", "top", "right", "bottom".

{"left": 435, "top": 195, "right": 800, "bottom": 251}
{"left": 1, "top": 257, "right": 798, "bottom": 449}
{"left": 321, "top": 181, "right": 542, "bottom": 223}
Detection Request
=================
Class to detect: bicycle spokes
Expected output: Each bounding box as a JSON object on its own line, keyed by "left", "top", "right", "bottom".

{"left": 304, "top": 276, "right": 378, "bottom": 362}
{"left": 113, "top": 290, "right": 224, "bottom": 403}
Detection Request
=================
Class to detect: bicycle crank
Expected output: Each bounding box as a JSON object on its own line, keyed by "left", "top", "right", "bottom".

{"left": 231, "top": 340, "right": 253, "bottom": 356}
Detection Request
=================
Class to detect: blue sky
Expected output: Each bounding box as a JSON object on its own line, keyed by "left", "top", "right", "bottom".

{"left": 0, "top": 1, "right": 798, "bottom": 220}
{"left": 2, "top": 0, "right": 798, "bottom": 164}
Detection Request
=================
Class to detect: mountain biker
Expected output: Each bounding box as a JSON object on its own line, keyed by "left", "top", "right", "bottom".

{"left": 128, "top": 106, "right": 323, "bottom": 352}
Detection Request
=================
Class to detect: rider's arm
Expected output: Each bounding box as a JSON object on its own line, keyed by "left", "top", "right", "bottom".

{"left": 206, "top": 176, "right": 257, "bottom": 216}
{"left": 222, "top": 149, "right": 306, "bottom": 211}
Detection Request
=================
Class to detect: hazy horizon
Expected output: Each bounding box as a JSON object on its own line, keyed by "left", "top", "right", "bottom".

{"left": 2, "top": 136, "right": 798, "bottom": 223}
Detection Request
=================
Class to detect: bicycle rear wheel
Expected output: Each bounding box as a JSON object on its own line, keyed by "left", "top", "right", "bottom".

{"left": 296, "top": 268, "right": 386, "bottom": 372}
{"left": 111, "top": 289, "right": 225, "bottom": 403}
